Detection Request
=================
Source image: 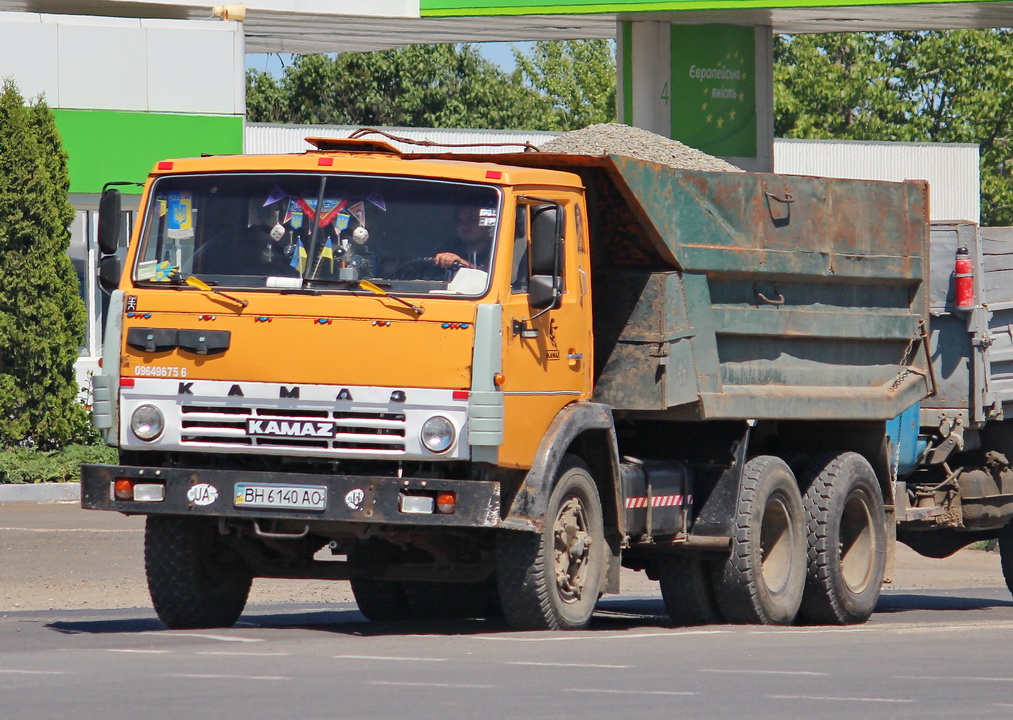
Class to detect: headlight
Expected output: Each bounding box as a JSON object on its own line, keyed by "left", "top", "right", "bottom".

{"left": 130, "top": 404, "right": 164, "bottom": 441}
{"left": 420, "top": 416, "right": 455, "bottom": 453}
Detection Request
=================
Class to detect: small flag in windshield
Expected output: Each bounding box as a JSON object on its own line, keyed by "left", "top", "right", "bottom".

{"left": 290, "top": 239, "right": 308, "bottom": 274}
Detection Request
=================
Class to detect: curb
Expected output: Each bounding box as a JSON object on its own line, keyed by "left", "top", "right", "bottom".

{"left": 0, "top": 482, "right": 81, "bottom": 504}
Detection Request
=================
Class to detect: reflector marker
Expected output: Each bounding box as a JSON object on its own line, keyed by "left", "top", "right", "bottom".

{"left": 624, "top": 494, "right": 692, "bottom": 509}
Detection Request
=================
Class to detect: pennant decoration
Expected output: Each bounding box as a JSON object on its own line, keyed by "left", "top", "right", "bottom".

{"left": 263, "top": 185, "right": 288, "bottom": 207}
{"left": 290, "top": 239, "right": 308, "bottom": 274}
{"left": 288, "top": 199, "right": 304, "bottom": 230}
{"left": 334, "top": 213, "right": 351, "bottom": 231}
{"left": 296, "top": 197, "right": 317, "bottom": 221}
{"left": 347, "top": 201, "right": 366, "bottom": 226}
{"left": 319, "top": 199, "right": 348, "bottom": 227}
{"left": 366, "top": 191, "right": 386, "bottom": 211}
{"left": 166, "top": 191, "right": 194, "bottom": 240}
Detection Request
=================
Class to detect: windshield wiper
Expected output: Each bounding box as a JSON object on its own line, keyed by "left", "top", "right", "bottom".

{"left": 306, "top": 277, "right": 424, "bottom": 316}
{"left": 181, "top": 275, "right": 249, "bottom": 309}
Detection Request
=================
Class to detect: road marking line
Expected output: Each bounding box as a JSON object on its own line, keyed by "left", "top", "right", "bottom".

{"left": 139, "top": 632, "right": 262, "bottom": 643}
{"left": 334, "top": 655, "right": 446, "bottom": 662}
{"left": 0, "top": 669, "right": 68, "bottom": 675}
{"left": 196, "top": 652, "right": 290, "bottom": 657}
{"left": 0, "top": 527, "right": 137, "bottom": 533}
{"left": 769, "top": 695, "right": 912, "bottom": 703}
{"left": 367, "top": 681, "right": 494, "bottom": 689}
{"left": 162, "top": 674, "right": 292, "bottom": 681}
{"left": 564, "top": 688, "right": 698, "bottom": 696}
{"left": 896, "top": 675, "right": 1013, "bottom": 683}
{"left": 747, "top": 621, "right": 1013, "bottom": 635}
{"left": 699, "top": 668, "right": 827, "bottom": 676}
{"left": 105, "top": 649, "right": 172, "bottom": 654}
{"left": 506, "top": 661, "right": 634, "bottom": 669}
{"left": 473, "top": 630, "right": 730, "bottom": 642}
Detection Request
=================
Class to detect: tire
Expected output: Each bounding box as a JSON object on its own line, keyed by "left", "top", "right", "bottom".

{"left": 495, "top": 455, "right": 605, "bottom": 630}
{"left": 712, "top": 455, "right": 806, "bottom": 625}
{"left": 404, "top": 579, "right": 499, "bottom": 620}
{"left": 999, "top": 521, "right": 1013, "bottom": 598}
{"left": 798, "top": 452, "right": 887, "bottom": 625}
{"left": 350, "top": 578, "right": 414, "bottom": 622}
{"left": 658, "top": 555, "right": 723, "bottom": 626}
{"left": 144, "top": 515, "right": 252, "bottom": 630}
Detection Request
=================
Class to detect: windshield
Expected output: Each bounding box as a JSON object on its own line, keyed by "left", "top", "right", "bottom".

{"left": 134, "top": 173, "right": 501, "bottom": 295}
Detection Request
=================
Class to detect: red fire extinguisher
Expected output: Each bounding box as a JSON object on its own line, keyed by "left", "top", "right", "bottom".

{"left": 955, "top": 246, "right": 974, "bottom": 310}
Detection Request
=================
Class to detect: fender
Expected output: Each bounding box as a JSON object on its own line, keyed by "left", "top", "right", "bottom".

{"left": 500, "top": 401, "right": 622, "bottom": 534}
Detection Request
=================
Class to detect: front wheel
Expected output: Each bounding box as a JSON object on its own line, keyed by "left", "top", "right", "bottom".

{"left": 496, "top": 455, "right": 605, "bottom": 630}
{"left": 712, "top": 455, "right": 806, "bottom": 625}
{"left": 144, "top": 516, "right": 252, "bottom": 629}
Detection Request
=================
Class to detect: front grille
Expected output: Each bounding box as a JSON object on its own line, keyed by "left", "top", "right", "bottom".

{"left": 179, "top": 404, "right": 407, "bottom": 454}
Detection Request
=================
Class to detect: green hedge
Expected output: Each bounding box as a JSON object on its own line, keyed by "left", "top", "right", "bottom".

{"left": 0, "top": 444, "right": 117, "bottom": 484}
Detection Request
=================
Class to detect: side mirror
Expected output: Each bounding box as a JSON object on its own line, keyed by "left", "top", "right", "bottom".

{"left": 98, "top": 255, "right": 122, "bottom": 291}
{"left": 97, "top": 188, "right": 122, "bottom": 255}
{"left": 530, "top": 205, "right": 561, "bottom": 275}
{"left": 528, "top": 275, "right": 561, "bottom": 310}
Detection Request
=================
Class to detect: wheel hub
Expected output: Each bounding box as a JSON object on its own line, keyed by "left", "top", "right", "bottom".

{"left": 554, "top": 497, "right": 592, "bottom": 603}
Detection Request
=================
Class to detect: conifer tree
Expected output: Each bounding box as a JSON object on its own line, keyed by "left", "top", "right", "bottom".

{"left": 0, "top": 79, "right": 88, "bottom": 448}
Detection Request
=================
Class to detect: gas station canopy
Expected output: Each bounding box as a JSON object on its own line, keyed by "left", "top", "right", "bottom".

{"left": 0, "top": 0, "right": 1011, "bottom": 53}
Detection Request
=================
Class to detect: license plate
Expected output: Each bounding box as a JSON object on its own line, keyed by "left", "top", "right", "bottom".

{"left": 234, "top": 483, "right": 327, "bottom": 510}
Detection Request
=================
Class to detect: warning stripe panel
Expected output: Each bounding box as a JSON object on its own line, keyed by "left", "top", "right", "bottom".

{"left": 624, "top": 495, "right": 692, "bottom": 509}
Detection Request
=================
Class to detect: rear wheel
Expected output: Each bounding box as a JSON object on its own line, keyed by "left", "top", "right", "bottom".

{"left": 144, "top": 516, "right": 252, "bottom": 629}
{"left": 712, "top": 456, "right": 806, "bottom": 625}
{"left": 999, "top": 521, "right": 1013, "bottom": 598}
{"left": 350, "top": 578, "right": 414, "bottom": 622}
{"left": 496, "top": 455, "right": 605, "bottom": 630}
{"left": 658, "top": 555, "right": 723, "bottom": 626}
{"left": 798, "top": 452, "right": 887, "bottom": 625}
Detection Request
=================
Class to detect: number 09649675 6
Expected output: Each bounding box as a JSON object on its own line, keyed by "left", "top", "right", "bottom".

{"left": 133, "top": 365, "right": 187, "bottom": 378}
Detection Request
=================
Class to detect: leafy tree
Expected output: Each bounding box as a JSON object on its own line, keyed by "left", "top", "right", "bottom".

{"left": 246, "top": 67, "right": 288, "bottom": 124}
{"left": 775, "top": 30, "right": 1013, "bottom": 225}
{"left": 513, "top": 40, "right": 616, "bottom": 130}
{"left": 247, "top": 45, "right": 550, "bottom": 129}
{"left": 0, "top": 79, "right": 89, "bottom": 449}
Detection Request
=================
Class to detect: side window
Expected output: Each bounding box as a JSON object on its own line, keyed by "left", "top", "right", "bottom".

{"left": 511, "top": 205, "right": 530, "bottom": 294}
{"left": 512, "top": 201, "right": 566, "bottom": 295}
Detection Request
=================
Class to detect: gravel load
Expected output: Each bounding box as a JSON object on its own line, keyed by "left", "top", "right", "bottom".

{"left": 539, "top": 123, "right": 742, "bottom": 173}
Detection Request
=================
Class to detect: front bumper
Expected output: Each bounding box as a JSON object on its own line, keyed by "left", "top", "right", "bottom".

{"left": 80, "top": 464, "right": 502, "bottom": 529}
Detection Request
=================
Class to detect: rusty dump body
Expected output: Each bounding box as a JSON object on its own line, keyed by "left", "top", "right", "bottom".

{"left": 424, "top": 151, "right": 932, "bottom": 421}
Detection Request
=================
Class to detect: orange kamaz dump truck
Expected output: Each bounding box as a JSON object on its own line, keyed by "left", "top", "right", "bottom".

{"left": 84, "top": 134, "right": 1013, "bottom": 632}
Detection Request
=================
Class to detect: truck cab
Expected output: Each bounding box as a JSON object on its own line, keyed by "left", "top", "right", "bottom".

{"left": 84, "top": 138, "right": 604, "bottom": 630}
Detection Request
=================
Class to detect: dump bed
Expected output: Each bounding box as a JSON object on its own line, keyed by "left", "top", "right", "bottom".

{"left": 438, "top": 152, "right": 932, "bottom": 421}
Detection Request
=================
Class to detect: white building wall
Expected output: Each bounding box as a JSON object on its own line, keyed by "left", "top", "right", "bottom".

{"left": 774, "top": 138, "right": 980, "bottom": 224}
{"left": 0, "top": 12, "right": 244, "bottom": 114}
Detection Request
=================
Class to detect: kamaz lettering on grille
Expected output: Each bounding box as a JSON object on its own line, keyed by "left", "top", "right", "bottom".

{"left": 246, "top": 419, "right": 337, "bottom": 438}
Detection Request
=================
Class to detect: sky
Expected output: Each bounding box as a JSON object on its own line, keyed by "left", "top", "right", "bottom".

{"left": 247, "top": 42, "right": 526, "bottom": 77}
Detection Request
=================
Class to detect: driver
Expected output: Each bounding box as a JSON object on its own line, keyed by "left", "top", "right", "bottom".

{"left": 433, "top": 205, "right": 494, "bottom": 271}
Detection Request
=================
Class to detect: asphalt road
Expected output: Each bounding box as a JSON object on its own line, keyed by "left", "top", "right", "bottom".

{"left": 3, "top": 502, "right": 1013, "bottom": 720}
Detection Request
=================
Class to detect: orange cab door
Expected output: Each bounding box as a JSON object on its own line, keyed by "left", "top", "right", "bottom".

{"left": 497, "top": 194, "right": 592, "bottom": 469}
